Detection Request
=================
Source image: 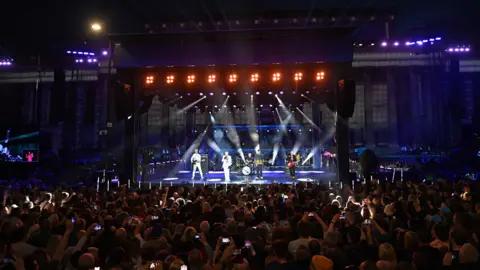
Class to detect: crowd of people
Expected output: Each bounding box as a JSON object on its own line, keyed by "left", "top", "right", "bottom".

{"left": 0, "top": 177, "right": 479, "bottom": 270}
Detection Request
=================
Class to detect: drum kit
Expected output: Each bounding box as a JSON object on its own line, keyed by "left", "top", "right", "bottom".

{"left": 236, "top": 159, "right": 255, "bottom": 176}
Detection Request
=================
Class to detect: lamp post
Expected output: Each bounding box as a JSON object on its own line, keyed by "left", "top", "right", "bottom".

{"left": 90, "top": 22, "right": 116, "bottom": 182}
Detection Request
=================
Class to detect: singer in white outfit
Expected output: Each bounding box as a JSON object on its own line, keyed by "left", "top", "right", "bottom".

{"left": 222, "top": 152, "right": 232, "bottom": 182}
{"left": 190, "top": 149, "right": 203, "bottom": 180}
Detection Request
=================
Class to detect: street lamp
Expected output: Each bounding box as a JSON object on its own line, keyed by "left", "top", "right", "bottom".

{"left": 91, "top": 22, "right": 102, "bottom": 32}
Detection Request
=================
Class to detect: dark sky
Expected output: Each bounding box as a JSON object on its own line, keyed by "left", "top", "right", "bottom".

{"left": 0, "top": 0, "right": 477, "bottom": 56}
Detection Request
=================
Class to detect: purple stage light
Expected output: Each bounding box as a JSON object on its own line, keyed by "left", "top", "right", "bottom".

{"left": 79, "top": 59, "right": 84, "bottom": 63}
{"left": 102, "top": 50, "right": 108, "bottom": 56}
{"left": 416, "top": 41, "right": 423, "bottom": 45}
{"left": 93, "top": 59, "right": 97, "bottom": 62}
{"left": 87, "top": 59, "right": 92, "bottom": 63}
{"left": 78, "top": 52, "right": 84, "bottom": 55}
{"left": 280, "top": 91, "right": 284, "bottom": 95}
{"left": 394, "top": 42, "right": 399, "bottom": 46}
{"left": 455, "top": 48, "right": 459, "bottom": 52}
{"left": 429, "top": 38, "right": 434, "bottom": 42}
{"left": 381, "top": 42, "right": 387, "bottom": 47}
{"left": 89, "top": 53, "right": 95, "bottom": 56}
{"left": 66, "top": 51, "right": 71, "bottom": 54}
{"left": 448, "top": 48, "right": 453, "bottom": 52}
{"left": 72, "top": 51, "right": 77, "bottom": 54}
{"left": 406, "top": 42, "right": 413, "bottom": 46}
{"left": 210, "top": 92, "right": 214, "bottom": 96}
{"left": 466, "top": 48, "right": 470, "bottom": 52}
{"left": 460, "top": 48, "right": 465, "bottom": 52}
{"left": 435, "top": 37, "right": 441, "bottom": 40}
{"left": 422, "top": 40, "right": 428, "bottom": 43}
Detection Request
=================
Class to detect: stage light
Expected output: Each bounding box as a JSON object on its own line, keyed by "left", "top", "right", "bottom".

{"left": 381, "top": 42, "right": 387, "bottom": 47}
{"left": 166, "top": 75, "right": 175, "bottom": 84}
{"left": 294, "top": 72, "right": 303, "bottom": 81}
{"left": 208, "top": 74, "right": 216, "bottom": 83}
{"left": 145, "top": 76, "right": 154, "bottom": 84}
{"left": 272, "top": 72, "right": 281, "bottom": 82}
{"left": 187, "top": 74, "right": 195, "bottom": 84}
{"left": 394, "top": 42, "right": 399, "bottom": 46}
{"left": 228, "top": 73, "right": 238, "bottom": 83}
{"left": 250, "top": 73, "right": 259, "bottom": 82}
{"left": 268, "top": 91, "right": 273, "bottom": 95}
{"left": 222, "top": 92, "right": 226, "bottom": 95}
{"left": 200, "top": 93, "right": 204, "bottom": 96}
{"left": 209, "top": 92, "right": 214, "bottom": 96}
{"left": 256, "top": 92, "right": 260, "bottom": 95}
{"left": 316, "top": 71, "right": 325, "bottom": 81}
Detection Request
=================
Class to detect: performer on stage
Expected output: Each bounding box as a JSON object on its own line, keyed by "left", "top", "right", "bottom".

{"left": 255, "top": 149, "right": 264, "bottom": 179}
{"left": 222, "top": 152, "right": 232, "bottom": 182}
{"left": 288, "top": 152, "right": 296, "bottom": 181}
{"left": 190, "top": 149, "right": 204, "bottom": 180}
{"left": 26, "top": 151, "right": 34, "bottom": 162}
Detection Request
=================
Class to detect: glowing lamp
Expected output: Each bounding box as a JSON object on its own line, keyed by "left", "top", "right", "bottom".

{"left": 166, "top": 75, "right": 175, "bottom": 84}
{"left": 187, "top": 74, "right": 196, "bottom": 84}
{"left": 208, "top": 74, "right": 216, "bottom": 83}
{"left": 145, "top": 76, "right": 155, "bottom": 84}
{"left": 316, "top": 71, "right": 325, "bottom": 81}
{"left": 272, "top": 72, "right": 281, "bottom": 82}
{"left": 294, "top": 72, "right": 303, "bottom": 81}
{"left": 250, "top": 73, "right": 259, "bottom": 82}
{"left": 228, "top": 74, "right": 237, "bottom": 83}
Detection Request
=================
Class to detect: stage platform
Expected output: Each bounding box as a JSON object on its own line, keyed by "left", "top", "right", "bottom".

{"left": 143, "top": 168, "right": 337, "bottom": 186}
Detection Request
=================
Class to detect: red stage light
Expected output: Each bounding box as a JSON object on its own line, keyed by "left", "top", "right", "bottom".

{"left": 250, "top": 73, "right": 259, "bottom": 82}
{"left": 272, "top": 72, "right": 281, "bottom": 82}
{"left": 145, "top": 76, "right": 155, "bottom": 84}
{"left": 228, "top": 73, "right": 237, "bottom": 83}
{"left": 208, "top": 74, "right": 216, "bottom": 83}
{"left": 166, "top": 75, "right": 175, "bottom": 84}
{"left": 316, "top": 71, "right": 325, "bottom": 81}
{"left": 187, "top": 74, "right": 196, "bottom": 84}
{"left": 294, "top": 72, "right": 303, "bottom": 81}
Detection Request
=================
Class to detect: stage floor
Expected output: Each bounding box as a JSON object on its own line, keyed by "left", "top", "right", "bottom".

{"left": 143, "top": 168, "right": 337, "bottom": 186}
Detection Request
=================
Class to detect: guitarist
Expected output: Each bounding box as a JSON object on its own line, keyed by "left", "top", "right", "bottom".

{"left": 190, "top": 149, "right": 204, "bottom": 180}
{"left": 287, "top": 151, "right": 296, "bottom": 182}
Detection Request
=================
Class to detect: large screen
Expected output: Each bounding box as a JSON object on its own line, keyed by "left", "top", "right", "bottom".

{"left": 0, "top": 128, "right": 39, "bottom": 163}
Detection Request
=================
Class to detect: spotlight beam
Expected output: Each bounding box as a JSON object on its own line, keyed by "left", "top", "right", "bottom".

{"left": 177, "top": 96, "right": 206, "bottom": 115}
{"left": 168, "top": 125, "right": 210, "bottom": 177}
{"left": 296, "top": 107, "right": 322, "bottom": 131}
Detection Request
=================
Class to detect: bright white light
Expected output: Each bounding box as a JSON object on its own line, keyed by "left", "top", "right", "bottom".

{"left": 381, "top": 42, "right": 387, "bottom": 47}
{"left": 91, "top": 23, "right": 102, "bottom": 32}
{"left": 393, "top": 42, "right": 399, "bottom": 46}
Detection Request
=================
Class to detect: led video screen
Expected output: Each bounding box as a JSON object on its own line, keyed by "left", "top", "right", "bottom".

{"left": 0, "top": 128, "right": 39, "bottom": 163}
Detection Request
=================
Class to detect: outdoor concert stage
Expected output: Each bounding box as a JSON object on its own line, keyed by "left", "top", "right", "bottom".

{"left": 144, "top": 168, "right": 337, "bottom": 186}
